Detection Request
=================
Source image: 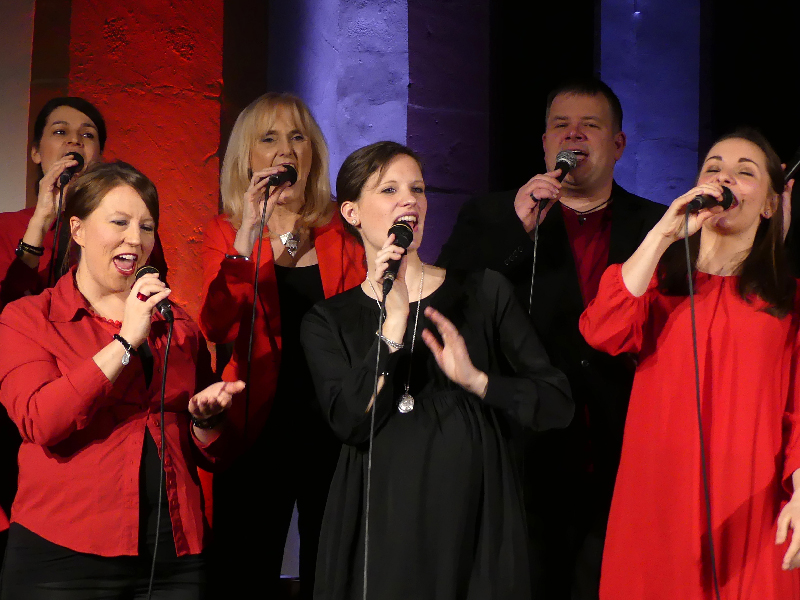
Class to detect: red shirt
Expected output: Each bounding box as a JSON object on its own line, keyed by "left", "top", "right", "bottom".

{"left": 561, "top": 203, "right": 612, "bottom": 307}
{"left": 199, "top": 212, "right": 365, "bottom": 448}
{"left": 0, "top": 270, "right": 226, "bottom": 557}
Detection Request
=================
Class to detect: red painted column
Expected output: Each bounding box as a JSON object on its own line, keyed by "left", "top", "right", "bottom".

{"left": 67, "top": 0, "right": 223, "bottom": 320}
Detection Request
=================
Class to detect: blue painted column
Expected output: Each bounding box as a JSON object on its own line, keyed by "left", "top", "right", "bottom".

{"left": 600, "top": 0, "right": 701, "bottom": 204}
{"left": 268, "top": 0, "right": 409, "bottom": 189}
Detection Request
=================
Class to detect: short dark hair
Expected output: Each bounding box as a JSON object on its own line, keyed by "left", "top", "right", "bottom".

{"left": 335, "top": 141, "right": 423, "bottom": 244}
{"left": 33, "top": 97, "right": 107, "bottom": 151}
{"left": 545, "top": 77, "right": 623, "bottom": 132}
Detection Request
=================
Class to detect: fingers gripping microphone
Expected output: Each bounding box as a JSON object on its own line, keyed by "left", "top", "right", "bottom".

{"left": 58, "top": 152, "right": 85, "bottom": 187}
{"left": 382, "top": 222, "right": 414, "bottom": 296}
{"left": 267, "top": 164, "right": 298, "bottom": 187}
{"left": 135, "top": 266, "right": 174, "bottom": 323}
{"left": 554, "top": 150, "right": 579, "bottom": 183}
{"left": 687, "top": 186, "right": 734, "bottom": 212}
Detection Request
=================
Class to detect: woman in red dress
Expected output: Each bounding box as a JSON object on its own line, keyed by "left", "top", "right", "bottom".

{"left": 199, "top": 93, "right": 364, "bottom": 598}
{"left": 579, "top": 129, "right": 799, "bottom": 599}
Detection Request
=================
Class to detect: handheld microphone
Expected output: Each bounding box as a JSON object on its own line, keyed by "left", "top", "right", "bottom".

{"left": 687, "top": 186, "right": 734, "bottom": 212}
{"left": 554, "top": 150, "right": 579, "bottom": 183}
{"left": 266, "top": 164, "right": 298, "bottom": 187}
{"left": 785, "top": 146, "right": 800, "bottom": 183}
{"left": 134, "top": 265, "right": 174, "bottom": 323}
{"left": 537, "top": 151, "right": 579, "bottom": 211}
{"left": 382, "top": 222, "right": 414, "bottom": 296}
{"left": 58, "top": 152, "right": 85, "bottom": 187}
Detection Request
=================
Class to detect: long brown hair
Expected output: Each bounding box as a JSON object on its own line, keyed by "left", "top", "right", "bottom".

{"left": 658, "top": 128, "right": 794, "bottom": 317}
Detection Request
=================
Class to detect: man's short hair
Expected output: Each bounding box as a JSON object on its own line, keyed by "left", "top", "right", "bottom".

{"left": 544, "top": 77, "right": 623, "bottom": 133}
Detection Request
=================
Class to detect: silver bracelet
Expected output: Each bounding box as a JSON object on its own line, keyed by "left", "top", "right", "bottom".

{"left": 224, "top": 253, "right": 250, "bottom": 261}
{"left": 376, "top": 331, "right": 404, "bottom": 350}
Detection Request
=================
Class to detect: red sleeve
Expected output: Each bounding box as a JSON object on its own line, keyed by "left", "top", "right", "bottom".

{"left": 0, "top": 211, "right": 44, "bottom": 312}
{"left": 199, "top": 216, "right": 256, "bottom": 344}
{"left": 782, "top": 323, "right": 800, "bottom": 495}
{"left": 579, "top": 263, "right": 658, "bottom": 356}
{"left": 0, "top": 305, "right": 113, "bottom": 447}
{"left": 0, "top": 506, "right": 8, "bottom": 531}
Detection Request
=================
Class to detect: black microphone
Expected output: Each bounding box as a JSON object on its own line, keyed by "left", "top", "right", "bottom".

{"left": 554, "top": 150, "right": 579, "bottom": 183}
{"left": 785, "top": 146, "right": 800, "bottom": 183}
{"left": 382, "top": 222, "right": 414, "bottom": 296}
{"left": 266, "top": 164, "right": 298, "bottom": 187}
{"left": 687, "top": 186, "right": 734, "bottom": 212}
{"left": 537, "top": 151, "right": 579, "bottom": 210}
{"left": 134, "top": 265, "right": 174, "bottom": 323}
{"left": 58, "top": 152, "right": 85, "bottom": 187}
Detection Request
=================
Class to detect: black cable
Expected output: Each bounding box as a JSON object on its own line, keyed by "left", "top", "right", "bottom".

{"left": 528, "top": 198, "right": 548, "bottom": 314}
{"left": 145, "top": 321, "right": 174, "bottom": 600}
{"left": 243, "top": 192, "right": 272, "bottom": 445}
{"left": 48, "top": 186, "right": 66, "bottom": 287}
{"left": 362, "top": 298, "right": 385, "bottom": 600}
{"left": 683, "top": 215, "right": 722, "bottom": 600}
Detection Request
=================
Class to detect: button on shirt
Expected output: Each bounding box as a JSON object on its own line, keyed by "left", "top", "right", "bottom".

{"left": 0, "top": 269, "right": 225, "bottom": 557}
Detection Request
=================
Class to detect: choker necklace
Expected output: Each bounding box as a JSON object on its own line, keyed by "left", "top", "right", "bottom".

{"left": 278, "top": 232, "right": 300, "bottom": 257}
{"left": 366, "top": 266, "right": 425, "bottom": 413}
{"left": 562, "top": 198, "right": 612, "bottom": 223}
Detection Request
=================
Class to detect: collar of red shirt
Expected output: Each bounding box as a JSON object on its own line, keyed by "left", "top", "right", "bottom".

{"left": 48, "top": 267, "right": 188, "bottom": 324}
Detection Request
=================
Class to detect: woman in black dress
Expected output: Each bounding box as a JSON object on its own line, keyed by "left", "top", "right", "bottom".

{"left": 300, "top": 141, "right": 574, "bottom": 599}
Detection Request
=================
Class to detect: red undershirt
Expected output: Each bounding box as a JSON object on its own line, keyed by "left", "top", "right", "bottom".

{"left": 561, "top": 202, "right": 613, "bottom": 307}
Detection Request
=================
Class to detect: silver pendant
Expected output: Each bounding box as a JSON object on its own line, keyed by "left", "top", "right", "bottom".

{"left": 279, "top": 232, "right": 299, "bottom": 257}
{"left": 398, "top": 393, "right": 414, "bottom": 413}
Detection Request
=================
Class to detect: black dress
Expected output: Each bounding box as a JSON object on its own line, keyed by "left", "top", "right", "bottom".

{"left": 300, "top": 269, "right": 573, "bottom": 600}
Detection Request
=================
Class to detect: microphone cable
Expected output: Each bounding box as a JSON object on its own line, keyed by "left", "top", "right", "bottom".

{"left": 362, "top": 297, "right": 387, "bottom": 600}
{"left": 145, "top": 320, "right": 175, "bottom": 600}
{"left": 528, "top": 198, "right": 549, "bottom": 314}
{"left": 243, "top": 186, "right": 274, "bottom": 446}
{"left": 683, "top": 214, "right": 722, "bottom": 600}
{"left": 48, "top": 186, "right": 66, "bottom": 287}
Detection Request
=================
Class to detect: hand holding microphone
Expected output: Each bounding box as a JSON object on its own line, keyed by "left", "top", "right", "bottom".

{"left": 120, "top": 267, "right": 172, "bottom": 349}
{"left": 515, "top": 150, "right": 579, "bottom": 232}
{"left": 58, "top": 152, "right": 85, "bottom": 187}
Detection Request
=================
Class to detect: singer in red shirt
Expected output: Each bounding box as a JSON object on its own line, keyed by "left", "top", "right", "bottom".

{"left": 0, "top": 99, "right": 168, "bottom": 562}
{"left": 579, "top": 129, "right": 800, "bottom": 600}
{"left": 199, "top": 93, "right": 365, "bottom": 599}
{"left": 0, "top": 161, "right": 244, "bottom": 599}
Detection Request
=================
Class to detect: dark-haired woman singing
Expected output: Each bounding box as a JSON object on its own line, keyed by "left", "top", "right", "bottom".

{"left": 580, "top": 129, "right": 800, "bottom": 599}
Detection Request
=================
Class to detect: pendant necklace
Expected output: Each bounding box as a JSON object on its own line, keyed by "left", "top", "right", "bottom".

{"left": 278, "top": 231, "right": 300, "bottom": 257}
{"left": 366, "top": 265, "right": 425, "bottom": 413}
{"left": 562, "top": 198, "right": 611, "bottom": 224}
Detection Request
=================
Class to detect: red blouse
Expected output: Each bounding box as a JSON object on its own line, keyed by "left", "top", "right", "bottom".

{"left": 580, "top": 264, "right": 800, "bottom": 599}
{"left": 0, "top": 270, "right": 226, "bottom": 557}
{"left": 199, "top": 212, "right": 365, "bottom": 448}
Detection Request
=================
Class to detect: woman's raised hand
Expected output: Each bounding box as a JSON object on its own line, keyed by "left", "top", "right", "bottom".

{"left": 234, "top": 166, "right": 293, "bottom": 256}
{"left": 29, "top": 154, "right": 83, "bottom": 236}
{"left": 370, "top": 233, "right": 410, "bottom": 347}
{"left": 189, "top": 380, "right": 245, "bottom": 423}
{"left": 653, "top": 183, "right": 726, "bottom": 242}
{"left": 421, "top": 306, "right": 488, "bottom": 398}
{"left": 119, "top": 273, "right": 170, "bottom": 348}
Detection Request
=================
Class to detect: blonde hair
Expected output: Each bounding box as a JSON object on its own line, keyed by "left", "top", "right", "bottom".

{"left": 220, "top": 92, "right": 333, "bottom": 230}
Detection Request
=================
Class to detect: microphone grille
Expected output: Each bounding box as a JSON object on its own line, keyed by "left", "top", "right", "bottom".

{"left": 388, "top": 221, "right": 414, "bottom": 249}
{"left": 135, "top": 265, "right": 159, "bottom": 281}
{"left": 283, "top": 164, "right": 298, "bottom": 185}
{"left": 555, "top": 150, "right": 578, "bottom": 170}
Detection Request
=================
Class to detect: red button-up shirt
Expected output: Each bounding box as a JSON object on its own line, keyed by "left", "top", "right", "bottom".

{"left": 0, "top": 269, "right": 225, "bottom": 557}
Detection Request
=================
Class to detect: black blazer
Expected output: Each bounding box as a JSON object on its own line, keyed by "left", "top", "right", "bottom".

{"left": 437, "top": 182, "right": 666, "bottom": 508}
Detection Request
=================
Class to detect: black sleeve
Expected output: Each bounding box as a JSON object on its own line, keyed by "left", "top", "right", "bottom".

{"left": 436, "top": 192, "right": 537, "bottom": 275}
{"left": 478, "top": 270, "right": 574, "bottom": 430}
{"left": 301, "top": 304, "right": 403, "bottom": 446}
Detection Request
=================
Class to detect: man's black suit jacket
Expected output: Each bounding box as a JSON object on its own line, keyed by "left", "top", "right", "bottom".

{"left": 437, "top": 182, "right": 666, "bottom": 516}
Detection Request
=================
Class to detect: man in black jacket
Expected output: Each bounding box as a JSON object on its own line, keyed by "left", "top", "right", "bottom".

{"left": 437, "top": 78, "right": 666, "bottom": 600}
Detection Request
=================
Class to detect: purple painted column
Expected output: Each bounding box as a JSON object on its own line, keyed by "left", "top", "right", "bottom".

{"left": 407, "top": 0, "right": 491, "bottom": 262}
{"left": 268, "top": 0, "right": 409, "bottom": 190}
{"left": 600, "top": 0, "right": 701, "bottom": 204}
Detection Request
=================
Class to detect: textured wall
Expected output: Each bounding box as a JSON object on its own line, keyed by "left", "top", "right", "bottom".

{"left": 268, "top": 0, "right": 409, "bottom": 192}
{"left": 68, "top": 0, "right": 223, "bottom": 319}
{"left": 600, "top": 0, "right": 700, "bottom": 204}
{"left": 0, "top": 0, "right": 35, "bottom": 213}
{"left": 407, "top": 0, "right": 490, "bottom": 262}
